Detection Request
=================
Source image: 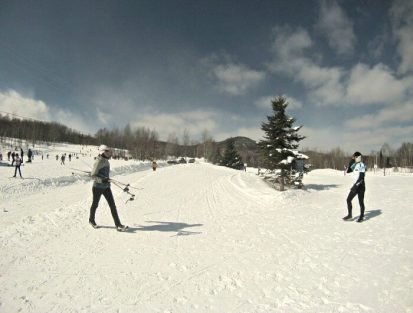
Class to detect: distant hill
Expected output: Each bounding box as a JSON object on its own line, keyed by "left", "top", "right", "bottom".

{"left": 215, "top": 136, "right": 261, "bottom": 167}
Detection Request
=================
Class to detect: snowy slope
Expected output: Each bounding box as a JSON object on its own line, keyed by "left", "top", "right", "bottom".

{"left": 0, "top": 144, "right": 412, "bottom": 313}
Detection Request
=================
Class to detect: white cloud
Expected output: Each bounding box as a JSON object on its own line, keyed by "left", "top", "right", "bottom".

{"left": 268, "top": 27, "right": 346, "bottom": 106}
{"left": 132, "top": 111, "right": 218, "bottom": 141}
{"left": 97, "top": 109, "right": 111, "bottom": 125}
{"left": 346, "top": 63, "right": 408, "bottom": 105}
{"left": 212, "top": 63, "right": 265, "bottom": 96}
{"left": 342, "top": 125, "right": 413, "bottom": 153}
{"left": 269, "top": 26, "right": 313, "bottom": 71}
{"left": 316, "top": 0, "right": 356, "bottom": 55}
{"left": 0, "top": 89, "right": 50, "bottom": 121}
{"left": 301, "top": 124, "right": 413, "bottom": 154}
{"left": 301, "top": 127, "right": 345, "bottom": 151}
{"left": 0, "top": 89, "right": 94, "bottom": 135}
{"left": 298, "top": 64, "right": 345, "bottom": 105}
{"left": 269, "top": 26, "right": 412, "bottom": 107}
{"left": 52, "top": 110, "right": 93, "bottom": 134}
{"left": 390, "top": 0, "right": 413, "bottom": 74}
{"left": 344, "top": 101, "right": 413, "bottom": 129}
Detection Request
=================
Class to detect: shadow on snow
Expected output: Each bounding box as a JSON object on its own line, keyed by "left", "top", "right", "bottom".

{"left": 134, "top": 221, "right": 203, "bottom": 236}
{"left": 97, "top": 221, "right": 203, "bottom": 235}
{"left": 344, "top": 209, "right": 382, "bottom": 222}
{"left": 305, "top": 184, "right": 340, "bottom": 191}
{"left": 364, "top": 209, "right": 382, "bottom": 221}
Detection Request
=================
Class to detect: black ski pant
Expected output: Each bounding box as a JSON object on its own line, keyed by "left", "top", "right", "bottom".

{"left": 89, "top": 187, "right": 122, "bottom": 226}
{"left": 346, "top": 184, "right": 365, "bottom": 218}
{"left": 14, "top": 166, "right": 22, "bottom": 177}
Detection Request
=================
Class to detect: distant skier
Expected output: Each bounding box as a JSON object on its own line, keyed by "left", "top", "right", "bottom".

{"left": 13, "top": 154, "right": 23, "bottom": 178}
{"left": 152, "top": 160, "right": 158, "bottom": 171}
{"left": 11, "top": 152, "right": 16, "bottom": 166}
{"left": 27, "top": 149, "right": 33, "bottom": 163}
{"left": 343, "top": 151, "right": 366, "bottom": 222}
{"left": 89, "top": 145, "right": 128, "bottom": 232}
{"left": 60, "top": 154, "right": 65, "bottom": 165}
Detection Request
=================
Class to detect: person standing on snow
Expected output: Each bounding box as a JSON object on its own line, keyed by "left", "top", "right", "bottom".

{"left": 152, "top": 160, "right": 158, "bottom": 171}
{"left": 89, "top": 145, "right": 128, "bottom": 231}
{"left": 13, "top": 154, "right": 23, "bottom": 178}
{"left": 343, "top": 151, "right": 366, "bottom": 222}
{"left": 11, "top": 152, "right": 16, "bottom": 166}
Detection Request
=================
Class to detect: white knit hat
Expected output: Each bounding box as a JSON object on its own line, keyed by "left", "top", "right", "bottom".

{"left": 98, "top": 144, "right": 109, "bottom": 152}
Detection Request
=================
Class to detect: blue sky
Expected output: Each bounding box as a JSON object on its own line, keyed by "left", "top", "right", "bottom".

{"left": 0, "top": 0, "right": 412, "bottom": 153}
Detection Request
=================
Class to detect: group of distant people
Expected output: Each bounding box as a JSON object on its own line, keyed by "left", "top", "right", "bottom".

{"left": 56, "top": 153, "right": 73, "bottom": 165}
{"left": 2, "top": 147, "right": 80, "bottom": 179}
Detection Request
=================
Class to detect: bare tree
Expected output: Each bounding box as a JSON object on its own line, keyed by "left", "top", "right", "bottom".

{"left": 182, "top": 128, "right": 190, "bottom": 158}
{"left": 166, "top": 132, "right": 179, "bottom": 157}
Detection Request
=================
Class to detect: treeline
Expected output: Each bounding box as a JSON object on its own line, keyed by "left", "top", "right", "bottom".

{"left": 1, "top": 114, "right": 412, "bottom": 169}
{"left": 304, "top": 142, "right": 413, "bottom": 170}
{"left": 0, "top": 114, "right": 96, "bottom": 146}
{"left": 94, "top": 125, "right": 215, "bottom": 160}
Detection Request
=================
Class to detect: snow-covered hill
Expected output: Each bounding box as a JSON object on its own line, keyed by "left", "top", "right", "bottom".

{"left": 0, "top": 143, "right": 412, "bottom": 313}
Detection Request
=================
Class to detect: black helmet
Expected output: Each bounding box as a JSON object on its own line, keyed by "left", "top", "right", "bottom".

{"left": 353, "top": 151, "right": 362, "bottom": 157}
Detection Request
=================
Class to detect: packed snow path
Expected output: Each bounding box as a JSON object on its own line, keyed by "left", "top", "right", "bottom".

{"left": 0, "top": 162, "right": 412, "bottom": 313}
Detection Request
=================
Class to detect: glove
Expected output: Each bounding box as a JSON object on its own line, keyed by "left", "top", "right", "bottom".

{"left": 346, "top": 159, "right": 355, "bottom": 173}
{"left": 102, "top": 178, "right": 110, "bottom": 183}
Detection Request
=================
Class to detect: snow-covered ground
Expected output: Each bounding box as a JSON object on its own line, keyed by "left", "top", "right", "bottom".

{"left": 0, "top": 143, "right": 412, "bottom": 313}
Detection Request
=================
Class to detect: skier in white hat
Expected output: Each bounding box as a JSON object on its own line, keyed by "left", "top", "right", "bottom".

{"left": 88, "top": 145, "right": 128, "bottom": 231}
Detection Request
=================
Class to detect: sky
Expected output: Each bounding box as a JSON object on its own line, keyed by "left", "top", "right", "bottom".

{"left": 0, "top": 0, "right": 412, "bottom": 153}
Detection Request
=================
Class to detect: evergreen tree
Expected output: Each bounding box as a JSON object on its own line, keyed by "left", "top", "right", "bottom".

{"left": 220, "top": 138, "right": 244, "bottom": 170}
{"left": 258, "top": 96, "right": 305, "bottom": 190}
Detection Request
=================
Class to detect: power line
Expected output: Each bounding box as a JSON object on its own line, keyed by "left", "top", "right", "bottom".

{"left": 0, "top": 110, "right": 48, "bottom": 123}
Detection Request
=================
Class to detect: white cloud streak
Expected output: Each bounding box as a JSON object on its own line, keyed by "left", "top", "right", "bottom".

{"left": 132, "top": 110, "right": 218, "bottom": 141}
{"left": 266, "top": 2, "right": 413, "bottom": 154}
{"left": 0, "top": 89, "right": 50, "bottom": 121}
{"left": 269, "top": 26, "right": 412, "bottom": 108}
{"left": 316, "top": 0, "right": 356, "bottom": 55}
{"left": 344, "top": 101, "right": 413, "bottom": 129}
{"left": 390, "top": 0, "right": 413, "bottom": 74}
{"left": 346, "top": 63, "right": 409, "bottom": 105}
{"left": 212, "top": 63, "right": 265, "bottom": 96}
{"left": 0, "top": 89, "right": 93, "bottom": 134}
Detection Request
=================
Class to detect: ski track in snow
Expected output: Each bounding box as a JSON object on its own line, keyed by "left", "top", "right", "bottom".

{"left": 0, "top": 155, "right": 412, "bottom": 313}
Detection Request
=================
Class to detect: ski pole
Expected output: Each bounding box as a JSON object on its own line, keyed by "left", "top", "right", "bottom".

{"left": 71, "top": 172, "right": 91, "bottom": 178}
{"left": 111, "top": 180, "right": 136, "bottom": 203}
{"left": 71, "top": 168, "right": 91, "bottom": 174}
{"left": 109, "top": 178, "right": 144, "bottom": 190}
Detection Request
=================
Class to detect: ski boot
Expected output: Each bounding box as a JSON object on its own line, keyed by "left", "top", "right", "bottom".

{"left": 116, "top": 224, "right": 129, "bottom": 232}
{"left": 89, "top": 220, "right": 99, "bottom": 229}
